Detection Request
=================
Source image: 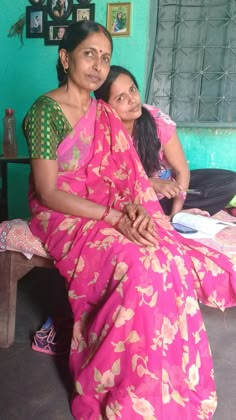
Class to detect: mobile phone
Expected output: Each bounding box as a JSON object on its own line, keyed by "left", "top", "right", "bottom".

{"left": 172, "top": 223, "right": 198, "bottom": 234}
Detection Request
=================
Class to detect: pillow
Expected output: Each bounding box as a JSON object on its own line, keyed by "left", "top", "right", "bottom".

{"left": 0, "top": 219, "right": 49, "bottom": 259}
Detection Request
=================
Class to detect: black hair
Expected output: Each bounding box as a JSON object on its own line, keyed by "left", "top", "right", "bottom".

{"left": 95, "top": 65, "right": 161, "bottom": 176}
{"left": 56, "top": 20, "right": 113, "bottom": 87}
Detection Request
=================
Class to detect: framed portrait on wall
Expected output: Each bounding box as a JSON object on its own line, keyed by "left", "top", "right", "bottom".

{"left": 44, "top": 21, "right": 72, "bottom": 45}
{"left": 26, "top": 6, "right": 47, "bottom": 38}
{"left": 29, "top": 0, "right": 46, "bottom": 5}
{"left": 72, "top": 4, "right": 95, "bottom": 22}
{"left": 29, "top": 0, "right": 45, "bottom": 6}
{"left": 47, "top": 0, "right": 73, "bottom": 22}
{"left": 107, "top": 2, "right": 131, "bottom": 36}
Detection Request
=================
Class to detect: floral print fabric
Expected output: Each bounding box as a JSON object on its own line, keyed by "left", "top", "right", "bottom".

{"left": 28, "top": 99, "right": 236, "bottom": 420}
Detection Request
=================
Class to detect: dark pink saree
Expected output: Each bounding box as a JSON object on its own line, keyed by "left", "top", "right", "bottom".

{"left": 29, "top": 99, "right": 236, "bottom": 419}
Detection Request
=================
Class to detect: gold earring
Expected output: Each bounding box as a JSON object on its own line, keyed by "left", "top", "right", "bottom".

{"left": 64, "top": 67, "right": 68, "bottom": 74}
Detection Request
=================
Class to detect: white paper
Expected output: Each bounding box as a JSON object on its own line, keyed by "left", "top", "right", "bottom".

{"left": 172, "top": 212, "right": 235, "bottom": 239}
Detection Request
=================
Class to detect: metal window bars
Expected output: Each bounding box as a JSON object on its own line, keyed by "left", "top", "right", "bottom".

{"left": 150, "top": 0, "right": 236, "bottom": 126}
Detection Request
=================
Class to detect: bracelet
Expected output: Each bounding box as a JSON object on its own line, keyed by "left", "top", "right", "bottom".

{"left": 101, "top": 206, "right": 112, "bottom": 221}
{"left": 113, "top": 213, "right": 125, "bottom": 228}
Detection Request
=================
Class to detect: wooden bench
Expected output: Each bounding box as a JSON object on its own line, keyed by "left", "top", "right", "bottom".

{"left": 0, "top": 250, "right": 55, "bottom": 348}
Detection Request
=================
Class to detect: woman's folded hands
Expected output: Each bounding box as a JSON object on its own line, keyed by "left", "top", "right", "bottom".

{"left": 114, "top": 203, "right": 158, "bottom": 247}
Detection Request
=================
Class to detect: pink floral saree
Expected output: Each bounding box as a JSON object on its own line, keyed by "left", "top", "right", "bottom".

{"left": 29, "top": 99, "right": 236, "bottom": 420}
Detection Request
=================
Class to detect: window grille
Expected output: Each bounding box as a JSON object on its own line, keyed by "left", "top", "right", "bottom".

{"left": 150, "top": 0, "right": 236, "bottom": 126}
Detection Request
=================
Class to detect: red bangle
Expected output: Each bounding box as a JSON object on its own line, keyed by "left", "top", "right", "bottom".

{"left": 113, "top": 213, "right": 125, "bottom": 228}
{"left": 101, "top": 206, "right": 112, "bottom": 221}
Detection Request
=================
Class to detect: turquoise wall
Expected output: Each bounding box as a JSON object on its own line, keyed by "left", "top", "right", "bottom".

{"left": 0, "top": 1, "right": 235, "bottom": 219}
{"left": 0, "top": 0, "right": 149, "bottom": 219}
{"left": 178, "top": 128, "right": 236, "bottom": 172}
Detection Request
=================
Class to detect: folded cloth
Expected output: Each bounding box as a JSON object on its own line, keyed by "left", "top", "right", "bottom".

{"left": 0, "top": 219, "right": 49, "bottom": 259}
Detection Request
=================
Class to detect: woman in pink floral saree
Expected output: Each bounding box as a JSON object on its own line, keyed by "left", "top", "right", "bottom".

{"left": 25, "top": 21, "right": 236, "bottom": 420}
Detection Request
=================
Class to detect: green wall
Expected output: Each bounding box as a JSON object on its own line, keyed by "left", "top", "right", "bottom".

{"left": 178, "top": 128, "right": 236, "bottom": 172}
{"left": 1, "top": 1, "right": 235, "bottom": 219}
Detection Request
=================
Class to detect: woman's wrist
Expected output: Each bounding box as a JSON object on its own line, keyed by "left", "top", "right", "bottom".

{"left": 113, "top": 213, "right": 126, "bottom": 228}
{"left": 101, "top": 206, "right": 112, "bottom": 221}
{"left": 105, "top": 209, "right": 123, "bottom": 226}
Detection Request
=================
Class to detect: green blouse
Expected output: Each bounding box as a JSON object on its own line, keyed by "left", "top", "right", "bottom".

{"left": 24, "top": 95, "right": 72, "bottom": 159}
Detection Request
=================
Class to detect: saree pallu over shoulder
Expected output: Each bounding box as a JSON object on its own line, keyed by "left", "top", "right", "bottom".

{"left": 29, "top": 99, "right": 236, "bottom": 420}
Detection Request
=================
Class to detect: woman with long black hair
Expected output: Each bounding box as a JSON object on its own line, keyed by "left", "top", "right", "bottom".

{"left": 95, "top": 65, "right": 236, "bottom": 219}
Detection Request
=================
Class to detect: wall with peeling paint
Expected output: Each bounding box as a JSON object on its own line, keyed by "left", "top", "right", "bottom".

{"left": 178, "top": 128, "right": 236, "bottom": 172}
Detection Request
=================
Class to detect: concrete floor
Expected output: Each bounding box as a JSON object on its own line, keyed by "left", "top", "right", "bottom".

{"left": 0, "top": 269, "right": 236, "bottom": 420}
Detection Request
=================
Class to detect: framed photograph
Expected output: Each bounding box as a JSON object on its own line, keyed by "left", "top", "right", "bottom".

{"left": 26, "top": 6, "right": 46, "bottom": 38}
{"left": 107, "top": 2, "right": 131, "bottom": 36}
{"left": 29, "top": 0, "right": 46, "bottom": 5}
{"left": 44, "top": 21, "right": 72, "bottom": 45}
{"left": 72, "top": 4, "right": 95, "bottom": 22}
{"left": 47, "top": 0, "right": 73, "bottom": 22}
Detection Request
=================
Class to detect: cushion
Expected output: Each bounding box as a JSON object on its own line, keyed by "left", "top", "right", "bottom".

{"left": 0, "top": 219, "right": 49, "bottom": 259}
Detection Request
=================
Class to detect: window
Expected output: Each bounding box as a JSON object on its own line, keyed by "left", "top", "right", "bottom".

{"left": 150, "top": 0, "right": 236, "bottom": 126}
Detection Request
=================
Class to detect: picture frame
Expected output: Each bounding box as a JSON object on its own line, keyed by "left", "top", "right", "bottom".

{"left": 106, "top": 2, "right": 131, "bottom": 37}
{"left": 29, "top": 0, "right": 46, "bottom": 5}
{"left": 26, "top": 6, "right": 47, "bottom": 38}
{"left": 44, "top": 21, "right": 72, "bottom": 45}
{"left": 47, "top": 0, "right": 73, "bottom": 22}
{"left": 72, "top": 4, "right": 95, "bottom": 22}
